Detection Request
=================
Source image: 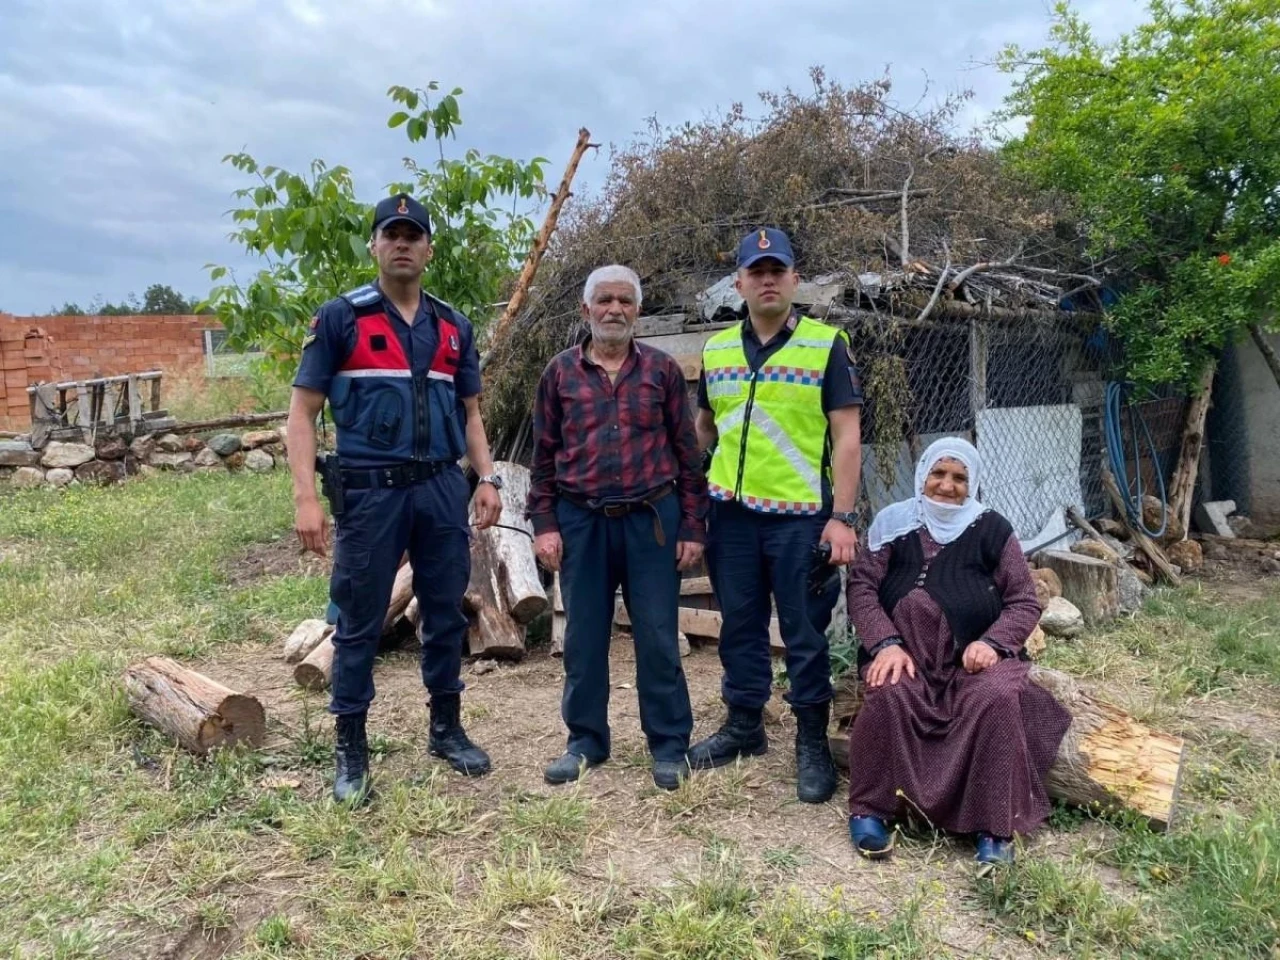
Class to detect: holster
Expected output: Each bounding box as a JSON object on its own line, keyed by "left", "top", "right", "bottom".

{"left": 316, "top": 454, "right": 346, "bottom": 518}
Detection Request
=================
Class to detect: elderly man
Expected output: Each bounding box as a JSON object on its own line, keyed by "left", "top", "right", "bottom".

{"left": 526, "top": 265, "right": 708, "bottom": 790}
{"left": 692, "top": 227, "right": 863, "bottom": 804}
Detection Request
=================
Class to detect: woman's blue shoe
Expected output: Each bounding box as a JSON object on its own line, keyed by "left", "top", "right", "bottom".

{"left": 974, "top": 832, "right": 1014, "bottom": 876}
{"left": 848, "top": 816, "right": 894, "bottom": 860}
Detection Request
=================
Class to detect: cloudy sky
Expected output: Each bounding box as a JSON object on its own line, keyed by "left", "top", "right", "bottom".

{"left": 0, "top": 0, "right": 1147, "bottom": 316}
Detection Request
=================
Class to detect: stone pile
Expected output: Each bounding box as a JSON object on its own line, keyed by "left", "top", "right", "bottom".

{"left": 0, "top": 428, "right": 286, "bottom": 489}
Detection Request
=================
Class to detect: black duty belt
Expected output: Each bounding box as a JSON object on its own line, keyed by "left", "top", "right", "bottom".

{"left": 558, "top": 484, "right": 674, "bottom": 546}
{"left": 342, "top": 460, "right": 450, "bottom": 489}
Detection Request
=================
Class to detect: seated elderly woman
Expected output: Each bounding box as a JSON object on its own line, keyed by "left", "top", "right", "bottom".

{"left": 844, "top": 438, "right": 1070, "bottom": 871}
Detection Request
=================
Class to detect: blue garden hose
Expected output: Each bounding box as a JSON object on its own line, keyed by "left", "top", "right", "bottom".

{"left": 1103, "top": 381, "right": 1169, "bottom": 539}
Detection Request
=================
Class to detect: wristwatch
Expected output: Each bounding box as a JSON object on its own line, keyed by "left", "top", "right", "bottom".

{"left": 477, "top": 474, "right": 504, "bottom": 490}
{"left": 830, "top": 511, "right": 857, "bottom": 528}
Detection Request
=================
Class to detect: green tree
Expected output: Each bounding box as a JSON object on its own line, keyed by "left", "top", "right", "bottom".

{"left": 999, "top": 0, "right": 1280, "bottom": 388}
{"left": 141, "top": 283, "right": 198, "bottom": 314}
{"left": 204, "top": 83, "right": 546, "bottom": 374}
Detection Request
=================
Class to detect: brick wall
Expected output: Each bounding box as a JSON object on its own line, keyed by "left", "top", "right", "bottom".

{"left": 0, "top": 313, "right": 219, "bottom": 429}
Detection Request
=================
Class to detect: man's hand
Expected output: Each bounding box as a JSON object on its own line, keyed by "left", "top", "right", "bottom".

{"left": 472, "top": 482, "right": 502, "bottom": 529}
{"left": 866, "top": 645, "right": 916, "bottom": 688}
{"left": 675, "top": 540, "right": 704, "bottom": 571}
{"left": 295, "top": 497, "right": 329, "bottom": 556}
{"left": 962, "top": 641, "right": 1000, "bottom": 674}
{"left": 534, "top": 531, "right": 563, "bottom": 571}
{"left": 820, "top": 519, "right": 859, "bottom": 566}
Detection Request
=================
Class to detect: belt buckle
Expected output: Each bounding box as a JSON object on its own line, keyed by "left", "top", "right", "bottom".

{"left": 602, "top": 502, "right": 629, "bottom": 518}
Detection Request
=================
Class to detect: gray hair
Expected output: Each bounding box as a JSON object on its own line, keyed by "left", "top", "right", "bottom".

{"left": 582, "top": 265, "right": 643, "bottom": 308}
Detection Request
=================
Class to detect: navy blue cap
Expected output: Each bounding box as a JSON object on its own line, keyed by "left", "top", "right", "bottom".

{"left": 373, "top": 193, "right": 431, "bottom": 236}
{"left": 737, "top": 227, "right": 794, "bottom": 268}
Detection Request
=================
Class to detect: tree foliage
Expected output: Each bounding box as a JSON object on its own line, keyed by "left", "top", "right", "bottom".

{"left": 204, "top": 83, "right": 547, "bottom": 373}
{"left": 1000, "top": 0, "right": 1280, "bottom": 387}
{"left": 49, "top": 284, "right": 205, "bottom": 317}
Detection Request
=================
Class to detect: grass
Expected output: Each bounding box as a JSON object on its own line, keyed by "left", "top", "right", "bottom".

{"left": 1, "top": 469, "right": 1278, "bottom": 957}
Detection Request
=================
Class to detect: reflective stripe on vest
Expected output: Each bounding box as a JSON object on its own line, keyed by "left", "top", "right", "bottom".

{"left": 702, "top": 316, "right": 839, "bottom": 515}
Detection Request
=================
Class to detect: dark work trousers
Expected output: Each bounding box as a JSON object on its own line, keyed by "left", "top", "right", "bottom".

{"left": 706, "top": 499, "right": 840, "bottom": 709}
{"left": 556, "top": 494, "right": 693, "bottom": 764}
{"left": 328, "top": 466, "right": 471, "bottom": 715}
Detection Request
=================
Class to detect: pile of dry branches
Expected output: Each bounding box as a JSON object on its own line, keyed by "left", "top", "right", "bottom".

{"left": 481, "top": 69, "right": 1102, "bottom": 454}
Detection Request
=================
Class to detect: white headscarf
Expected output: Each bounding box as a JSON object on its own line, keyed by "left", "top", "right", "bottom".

{"left": 866, "top": 437, "right": 988, "bottom": 551}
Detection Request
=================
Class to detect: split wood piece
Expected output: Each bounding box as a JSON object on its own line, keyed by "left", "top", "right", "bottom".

{"left": 485, "top": 462, "right": 546, "bottom": 623}
{"left": 294, "top": 636, "right": 336, "bottom": 691}
{"left": 481, "top": 128, "right": 595, "bottom": 371}
{"left": 1037, "top": 550, "right": 1119, "bottom": 625}
{"left": 123, "top": 656, "right": 265, "bottom": 755}
{"left": 613, "top": 602, "right": 785, "bottom": 655}
{"left": 463, "top": 527, "right": 528, "bottom": 660}
{"left": 1167, "top": 364, "right": 1216, "bottom": 540}
{"left": 550, "top": 572, "right": 566, "bottom": 658}
{"left": 1065, "top": 506, "right": 1123, "bottom": 564}
{"left": 382, "top": 562, "right": 415, "bottom": 633}
{"left": 829, "top": 665, "right": 1184, "bottom": 830}
{"left": 283, "top": 619, "right": 334, "bottom": 664}
{"left": 405, "top": 597, "right": 420, "bottom": 627}
{"left": 1101, "top": 466, "right": 1182, "bottom": 586}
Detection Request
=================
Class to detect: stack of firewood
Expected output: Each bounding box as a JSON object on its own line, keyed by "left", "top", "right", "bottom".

{"left": 277, "top": 461, "right": 547, "bottom": 693}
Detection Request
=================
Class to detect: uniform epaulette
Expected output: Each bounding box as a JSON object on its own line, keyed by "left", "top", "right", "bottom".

{"left": 340, "top": 284, "right": 381, "bottom": 308}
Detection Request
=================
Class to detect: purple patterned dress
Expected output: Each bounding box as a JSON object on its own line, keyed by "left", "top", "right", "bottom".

{"left": 845, "top": 524, "right": 1071, "bottom": 837}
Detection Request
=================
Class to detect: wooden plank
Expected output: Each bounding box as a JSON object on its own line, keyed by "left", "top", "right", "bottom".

{"left": 127, "top": 375, "right": 142, "bottom": 425}
{"left": 679, "top": 577, "right": 714, "bottom": 596}
{"left": 635, "top": 313, "right": 688, "bottom": 337}
{"left": 550, "top": 572, "right": 566, "bottom": 658}
{"left": 614, "top": 602, "right": 785, "bottom": 654}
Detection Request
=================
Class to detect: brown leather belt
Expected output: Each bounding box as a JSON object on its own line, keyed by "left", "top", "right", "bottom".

{"left": 558, "top": 484, "right": 673, "bottom": 546}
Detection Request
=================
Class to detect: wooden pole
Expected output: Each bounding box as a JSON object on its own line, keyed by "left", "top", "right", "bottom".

{"left": 1167, "top": 363, "right": 1216, "bottom": 540}
{"left": 1101, "top": 465, "right": 1182, "bottom": 585}
{"left": 480, "top": 128, "right": 596, "bottom": 373}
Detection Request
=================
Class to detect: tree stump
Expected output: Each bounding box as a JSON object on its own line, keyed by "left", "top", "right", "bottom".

{"left": 294, "top": 636, "right": 336, "bottom": 691}
{"left": 829, "top": 665, "right": 1184, "bottom": 830}
{"left": 1038, "top": 550, "right": 1119, "bottom": 625}
{"left": 123, "top": 657, "right": 265, "bottom": 755}
{"left": 283, "top": 619, "right": 333, "bottom": 664}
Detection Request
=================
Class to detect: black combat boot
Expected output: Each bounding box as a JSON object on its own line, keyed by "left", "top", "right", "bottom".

{"left": 428, "top": 694, "right": 492, "bottom": 776}
{"left": 333, "top": 712, "right": 372, "bottom": 806}
{"left": 687, "top": 704, "right": 768, "bottom": 770}
{"left": 793, "top": 701, "right": 837, "bottom": 804}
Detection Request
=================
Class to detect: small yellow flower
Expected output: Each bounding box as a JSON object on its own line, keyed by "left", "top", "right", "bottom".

{"left": 1024, "top": 930, "right": 1037, "bottom": 942}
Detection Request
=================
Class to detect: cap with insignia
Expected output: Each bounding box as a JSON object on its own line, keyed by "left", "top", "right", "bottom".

{"left": 737, "top": 227, "right": 795, "bottom": 269}
{"left": 372, "top": 192, "right": 432, "bottom": 237}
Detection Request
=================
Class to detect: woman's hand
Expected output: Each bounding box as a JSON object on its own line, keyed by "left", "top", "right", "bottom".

{"left": 962, "top": 640, "right": 1000, "bottom": 674}
{"left": 866, "top": 645, "right": 916, "bottom": 688}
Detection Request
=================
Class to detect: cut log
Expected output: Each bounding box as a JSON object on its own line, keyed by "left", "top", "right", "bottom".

{"left": 614, "top": 602, "right": 785, "bottom": 655}
{"left": 1065, "top": 506, "right": 1123, "bottom": 564}
{"left": 481, "top": 462, "right": 547, "bottom": 624}
{"left": 404, "top": 597, "right": 420, "bottom": 627}
{"left": 1101, "top": 465, "right": 1182, "bottom": 586}
{"left": 283, "top": 619, "right": 334, "bottom": 664}
{"left": 294, "top": 636, "right": 336, "bottom": 691}
{"left": 829, "top": 665, "right": 1185, "bottom": 830}
{"left": 1037, "top": 550, "right": 1119, "bottom": 625}
{"left": 679, "top": 576, "right": 715, "bottom": 596}
{"left": 123, "top": 656, "right": 265, "bottom": 755}
{"left": 550, "top": 572, "right": 566, "bottom": 658}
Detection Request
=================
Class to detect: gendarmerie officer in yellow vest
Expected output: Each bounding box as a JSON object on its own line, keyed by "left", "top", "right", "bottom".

{"left": 691, "top": 227, "right": 863, "bottom": 803}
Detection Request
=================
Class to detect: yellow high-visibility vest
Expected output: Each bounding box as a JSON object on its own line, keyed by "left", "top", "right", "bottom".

{"left": 703, "top": 316, "right": 840, "bottom": 515}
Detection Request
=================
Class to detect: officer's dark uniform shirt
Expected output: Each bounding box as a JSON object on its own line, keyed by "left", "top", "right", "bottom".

{"left": 696, "top": 311, "right": 864, "bottom": 413}
{"left": 294, "top": 282, "right": 481, "bottom": 469}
